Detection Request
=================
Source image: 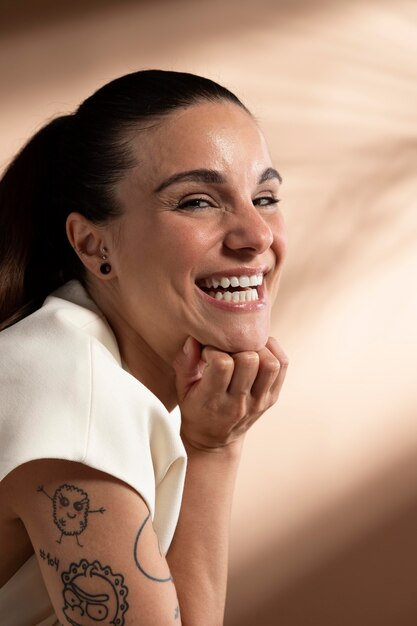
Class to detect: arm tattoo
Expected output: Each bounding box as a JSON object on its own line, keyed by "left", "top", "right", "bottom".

{"left": 39, "top": 547, "right": 60, "bottom": 572}
{"left": 133, "top": 513, "right": 173, "bottom": 583}
{"left": 61, "top": 559, "right": 128, "bottom": 625}
{"left": 37, "top": 484, "right": 105, "bottom": 547}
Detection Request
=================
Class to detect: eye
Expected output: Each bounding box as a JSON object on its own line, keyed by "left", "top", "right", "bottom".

{"left": 73, "top": 501, "right": 84, "bottom": 512}
{"left": 253, "top": 196, "right": 280, "bottom": 207}
{"left": 176, "top": 197, "right": 212, "bottom": 211}
{"left": 59, "top": 496, "right": 70, "bottom": 507}
{"left": 64, "top": 588, "right": 81, "bottom": 608}
{"left": 86, "top": 603, "right": 109, "bottom": 621}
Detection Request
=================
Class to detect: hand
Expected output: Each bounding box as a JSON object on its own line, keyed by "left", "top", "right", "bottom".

{"left": 173, "top": 337, "right": 288, "bottom": 451}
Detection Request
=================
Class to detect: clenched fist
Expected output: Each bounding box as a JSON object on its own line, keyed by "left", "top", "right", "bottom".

{"left": 173, "top": 336, "right": 288, "bottom": 451}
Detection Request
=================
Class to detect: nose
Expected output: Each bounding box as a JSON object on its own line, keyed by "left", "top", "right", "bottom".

{"left": 223, "top": 202, "right": 274, "bottom": 255}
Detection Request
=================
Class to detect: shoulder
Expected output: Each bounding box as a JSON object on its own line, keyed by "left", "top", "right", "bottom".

{"left": 0, "top": 280, "right": 125, "bottom": 400}
{"left": 0, "top": 283, "right": 118, "bottom": 479}
{"left": 0, "top": 281, "right": 117, "bottom": 378}
{"left": 0, "top": 284, "right": 109, "bottom": 411}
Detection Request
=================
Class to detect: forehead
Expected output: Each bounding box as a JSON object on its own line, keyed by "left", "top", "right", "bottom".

{"left": 127, "top": 101, "right": 272, "bottom": 185}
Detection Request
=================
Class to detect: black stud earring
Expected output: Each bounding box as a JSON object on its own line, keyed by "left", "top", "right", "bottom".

{"left": 100, "top": 262, "right": 111, "bottom": 274}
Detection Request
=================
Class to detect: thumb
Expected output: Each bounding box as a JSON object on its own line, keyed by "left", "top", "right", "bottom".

{"left": 173, "top": 336, "right": 206, "bottom": 398}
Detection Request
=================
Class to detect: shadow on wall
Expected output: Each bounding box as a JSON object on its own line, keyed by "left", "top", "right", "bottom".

{"left": 0, "top": 0, "right": 356, "bottom": 36}
{"left": 225, "top": 435, "right": 417, "bottom": 626}
{"left": 0, "top": 0, "right": 143, "bottom": 35}
{"left": 276, "top": 138, "right": 417, "bottom": 327}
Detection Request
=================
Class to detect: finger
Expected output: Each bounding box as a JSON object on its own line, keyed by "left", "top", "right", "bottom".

{"left": 266, "top": 336, "right": 289, "bottom": 398}
{"left": 250, "top": 345, "right": 281, "bottom": 399}
{"left": 172, "top": 337, "right": 204, "bottom": 399}
{"left": 198, "top": 346, "right": 235, "bottom": 395}
{"left": 227, "top": 351, "right": 260, "bottom": 396}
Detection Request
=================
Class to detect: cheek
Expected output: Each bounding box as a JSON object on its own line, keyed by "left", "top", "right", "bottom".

{"left": 155, "top": 223, "right": 211, "bottom": 261}
{"left": 125, "top": 221, "right": 217, "bottom": 283}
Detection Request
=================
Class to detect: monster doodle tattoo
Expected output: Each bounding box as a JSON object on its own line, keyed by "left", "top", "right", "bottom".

{"left": 37, "top": 484, "right": 105, "bottom": 547}
{"left": 61, "top": 559, "right": 128, "bottom": 626}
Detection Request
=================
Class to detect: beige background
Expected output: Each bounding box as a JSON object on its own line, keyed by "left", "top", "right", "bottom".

{"left": 1, "top": 1, "right": 416, "bottom": 624}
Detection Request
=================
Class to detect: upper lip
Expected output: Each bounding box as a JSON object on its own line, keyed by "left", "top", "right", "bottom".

{"left": 196, "top": 265, "right": 271, "bottom": 282}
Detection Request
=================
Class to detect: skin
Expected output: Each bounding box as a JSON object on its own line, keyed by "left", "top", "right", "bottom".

{"left": 0, "top": 100, "right": 288, "bottom": 626}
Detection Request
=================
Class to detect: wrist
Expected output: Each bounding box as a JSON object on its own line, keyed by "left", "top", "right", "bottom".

{"left": 181, "top": 433, "right": 245, "bottom": 460}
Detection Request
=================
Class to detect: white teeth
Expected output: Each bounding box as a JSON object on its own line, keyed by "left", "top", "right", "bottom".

{"left": 208, "top": 288, "right": 259, "bottom": 303}
{"left": 203, "top": 273, "right": 263, "bottom": 288}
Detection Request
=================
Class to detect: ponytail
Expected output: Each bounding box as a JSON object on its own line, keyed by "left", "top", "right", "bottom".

{"left": 0, "top": 116, "right": 79, "bottom": 330}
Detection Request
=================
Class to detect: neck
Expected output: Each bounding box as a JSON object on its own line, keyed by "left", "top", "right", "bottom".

{"left": 89, "top": 284, "right": 179, "bottom": 411}
{"left": 119, "top": 329, "right": 178, "bottom": 412}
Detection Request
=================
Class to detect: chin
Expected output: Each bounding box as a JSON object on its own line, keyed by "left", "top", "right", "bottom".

{"left": 210, "top": 327, "right": 269, "bottom": 354}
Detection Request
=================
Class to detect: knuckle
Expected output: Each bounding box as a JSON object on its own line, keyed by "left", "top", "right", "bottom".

{"left": 280, "top": 357, "right": 289, "bottom": 369}
{"left": 264, "top": 357, "right": 281, "bottom": 374}
{"left": 236, "top": 351, "right": 259, "bottom": 368}
{"left": 265, "top": 359, "right": 281, "bottom": 372}
{"left": 212, "top": 354, "right": 234, "bottom": 372}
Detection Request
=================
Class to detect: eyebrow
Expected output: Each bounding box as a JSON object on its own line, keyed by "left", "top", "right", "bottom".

{"left": 259, "top": 167, "right": 282, "bottom": 185}
{"left": 153, "top": 166, "right": 282, "bottom": 193}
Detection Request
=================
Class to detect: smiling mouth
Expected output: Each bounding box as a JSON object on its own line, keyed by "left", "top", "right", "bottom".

{"left": 196, "top": 272, "right": 264, "bottom": 303}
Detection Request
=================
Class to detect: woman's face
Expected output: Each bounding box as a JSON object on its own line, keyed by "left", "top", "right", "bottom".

{"left": 109, "top": 100, "right": 287, "bottom": 359}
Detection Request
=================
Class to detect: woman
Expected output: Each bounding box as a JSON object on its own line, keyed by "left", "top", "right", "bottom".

{"left": 0, "top": 70, "right": 288, "bottom": 626}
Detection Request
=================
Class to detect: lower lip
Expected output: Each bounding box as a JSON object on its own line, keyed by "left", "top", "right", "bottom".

{"left": 195, "top": 283, "right": 267, "bottom": 311}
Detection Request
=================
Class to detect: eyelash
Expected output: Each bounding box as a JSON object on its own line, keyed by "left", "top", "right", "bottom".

{"left": 175, "top": 196, "right": 281, "bottom": 211}
{"left": 254, "top": 197, "right": 281, "bottom": 207}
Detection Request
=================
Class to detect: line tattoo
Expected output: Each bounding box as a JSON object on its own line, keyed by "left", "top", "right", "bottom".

{"left": 133, "top": 513, "right": 173, "bottom": 583}
{"left": 39, "top": 547, "right": 60, "bottom": 572}
{"left": 37, "top": 484, "right": 105, "bottom": 547}
{"left": 61, "top": 559, "right": 129, "bottom": 626}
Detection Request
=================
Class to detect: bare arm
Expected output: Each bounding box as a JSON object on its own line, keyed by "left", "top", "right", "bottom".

{"left": 169, "top": 336, "right": 288, "bottom": 625}
{"left": 167, "top": 441, "right": 241, "bottom": 626}
{"left": 7, "top": 460, "right": 182, "bottom": 625}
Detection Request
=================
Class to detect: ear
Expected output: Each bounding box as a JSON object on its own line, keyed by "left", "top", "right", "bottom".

{"left": 66, "top": 212, "right": 114, "bottom": 280}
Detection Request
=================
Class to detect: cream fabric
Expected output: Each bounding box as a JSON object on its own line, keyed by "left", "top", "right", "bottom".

{"left": 0, "top": 280, "right": 186, "bottom": 625}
